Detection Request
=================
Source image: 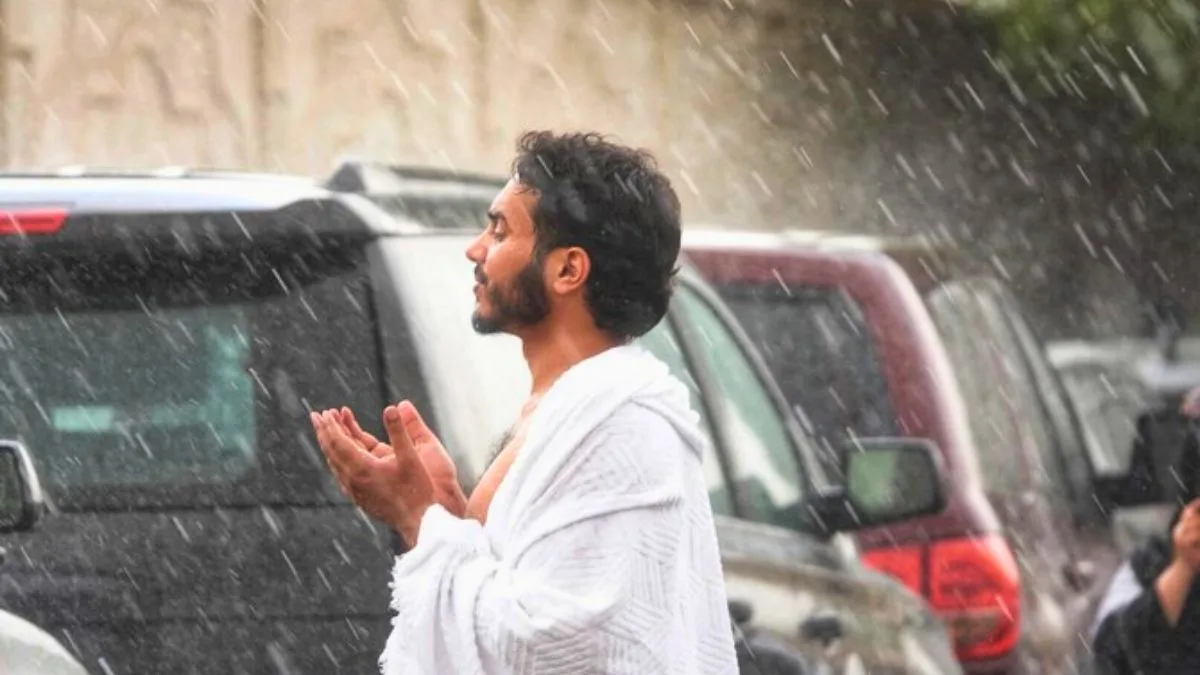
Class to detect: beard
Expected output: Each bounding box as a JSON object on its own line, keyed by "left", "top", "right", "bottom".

{"left": 471, "top": 257, "right": 550, "bottom": 335}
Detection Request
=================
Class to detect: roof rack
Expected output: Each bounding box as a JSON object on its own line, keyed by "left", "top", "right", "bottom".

{"left": 323, "top": 159, "right": 506, "bottom": 195}
{"left": 0, "top": 166, "right": 315, "bottom": 182}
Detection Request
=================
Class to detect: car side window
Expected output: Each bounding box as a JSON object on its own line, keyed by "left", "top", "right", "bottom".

{"left": 719, "top": 283, "right": 896, "bottom": 480}
{"left": 925, "top": 282, "right": 1066, "bottom": 495}
{"left": 638, "top": 320, "right": 735, "bottom": 516}
{"left": 672, "top": 286, "right": 806, "bottom": 530}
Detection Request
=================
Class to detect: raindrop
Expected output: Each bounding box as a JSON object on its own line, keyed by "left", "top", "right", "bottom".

{"left": 1073, "top": 223, "right": 1098, "bottom": 259}
{"left": 820, "top": 34, "right": 843, "bottom": 67}
{"left": 323, "top": 644, "right": 340, "bottom": 669}
{"left": 171, "top": 516, "right": 191, "bottom": 544}
{"left": 261, "top": 506, "right": 283, "bottom": 538}
{"left": 780, "top": 52, "right": 800, "bottom": 80}
{"left": 867, "top": 89, "right": 889, "bottom": 116}
{"left": 1102, "top": 247, "right": 1126, "bottom": 275}
{"left": 770, "top": 269, "right": 791, "bottom": 297}
{"left": 1118, "top": 72, "right": 1150, "bottom": 116}
{"left": 923, "top": 165, "right": 944, "bottom": 191}
{"left": 876, "top": 199, "right": 898, "bottom": 228}
{"left": 267, "top": 642, "right": 299, "bottom": 675}
{"left": 281, "top": 550, "right": 301, "bottom": 584}
{"left": 333, "top": 539, "right": 352, "bottom": 565}
{"left": 750, "top": 171, "right": 772, "bottom": 197}
{"left": 1009, "top": 158, "right": 1034, "bottom": 188}
{"left": 1126, "top": 45, "right": 1149, "bottom": 76}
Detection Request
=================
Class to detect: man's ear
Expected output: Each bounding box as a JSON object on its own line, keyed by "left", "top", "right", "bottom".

{"left": 547, "top": 246, "right": 590, "bottom": 295}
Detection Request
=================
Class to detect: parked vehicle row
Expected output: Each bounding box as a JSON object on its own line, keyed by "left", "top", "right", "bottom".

{"left": 0, "top": 164, "right": 964, "bottom": 674}
{"left": 681, "top": 229, "right": 1189, "bottom": 675}
{"left": 0, "top": 161, "right": 1175, "bottom": 675}
{"left": 683, "top": 233, "right": 1023, "bottom": 673}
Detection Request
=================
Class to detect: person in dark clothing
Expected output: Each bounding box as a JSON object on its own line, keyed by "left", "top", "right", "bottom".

{"left": 1090, "top": 386, "right": 1200, "bottom": 674}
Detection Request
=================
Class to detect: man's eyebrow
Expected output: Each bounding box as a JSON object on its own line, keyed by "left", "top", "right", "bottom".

{"left": 486, "top": 209, "right": 506, "bottom": 226}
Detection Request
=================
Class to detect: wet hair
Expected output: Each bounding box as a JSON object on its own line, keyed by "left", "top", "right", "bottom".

{"left": 510, "top": 130, "right": 682, "bottom": 340}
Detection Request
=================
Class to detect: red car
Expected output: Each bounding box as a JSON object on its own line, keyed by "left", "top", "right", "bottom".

{"left": 685, "top": 231, "right": 1043, "bottom": 674}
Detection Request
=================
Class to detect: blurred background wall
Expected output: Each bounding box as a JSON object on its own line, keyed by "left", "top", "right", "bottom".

{"left": 1, "top": 0, "right": 1194, "bottom": 340}
{"left": 0, "top": 0, "right": 833, "bottom": 230}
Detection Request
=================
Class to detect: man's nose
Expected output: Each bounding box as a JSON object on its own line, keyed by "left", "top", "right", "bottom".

{"left": 465, "top": 232, "right": 487, "bottom": 263}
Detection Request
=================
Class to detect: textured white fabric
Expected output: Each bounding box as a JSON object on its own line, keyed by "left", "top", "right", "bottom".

{"left": 379, "top": 344, "right": 738, "bottom": 675}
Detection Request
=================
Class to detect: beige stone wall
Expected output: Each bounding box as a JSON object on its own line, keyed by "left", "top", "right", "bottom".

{"left": 0, "top": 0, "right": 829, "bottom": 228}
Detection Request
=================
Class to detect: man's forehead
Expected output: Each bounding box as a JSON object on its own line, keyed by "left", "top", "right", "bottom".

{"left": 489, "top": 179, "right": 537, "bottom": 218}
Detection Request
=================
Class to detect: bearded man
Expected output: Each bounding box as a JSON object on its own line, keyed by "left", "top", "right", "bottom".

{"left": 312, "top": 131, "right": 738, "bottom": 675}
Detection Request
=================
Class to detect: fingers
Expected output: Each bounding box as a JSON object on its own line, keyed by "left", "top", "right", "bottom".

{"left": 340, "top": 407, "right": 382, "bottom": 446}
{"left": 383, "top": 404, "right": 418, "bottom": 456}
{"left": 340, "top": 407, "right": 391, "bottom": 458}
{"left": 312, "top": 410, "right": 376, "bottom": 478}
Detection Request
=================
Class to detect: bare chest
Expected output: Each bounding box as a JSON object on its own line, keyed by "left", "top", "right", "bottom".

{"left": 464, "top": 414, "right": 533, "bottom": 524}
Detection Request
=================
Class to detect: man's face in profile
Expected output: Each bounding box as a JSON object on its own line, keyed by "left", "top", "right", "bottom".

{"left": 468, "top": 180, "right": 550, "bottom": 335}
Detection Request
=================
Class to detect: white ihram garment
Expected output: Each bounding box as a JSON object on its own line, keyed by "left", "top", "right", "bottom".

{"left": 379, "top": 344, "right": 738, "bottom": 675}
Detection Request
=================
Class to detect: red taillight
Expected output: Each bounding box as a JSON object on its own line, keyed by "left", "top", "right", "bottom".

{"left": 930, "top": 534, "right": 1021, "bottom": 661}
{"left": 862, "top": 534, "right": 1021, "bottom": 664}
{"left": 862, "top": 544, "right": 923, "bottom": 594}
{"left": 0, "top": 209, "right": 67, "bottom": 236}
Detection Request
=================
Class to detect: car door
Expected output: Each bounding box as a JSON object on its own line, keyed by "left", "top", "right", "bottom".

{"left": 661, "top": 275, "right": 954, "bottom": 674}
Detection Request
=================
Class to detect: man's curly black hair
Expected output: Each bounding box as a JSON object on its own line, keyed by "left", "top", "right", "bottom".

{"left": 510, "top": 130, "right": 682, "bottom": 341}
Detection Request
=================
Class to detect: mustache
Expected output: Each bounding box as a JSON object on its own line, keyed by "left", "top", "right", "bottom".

{"left": 474, "top": 266, "right": 487, "bottom": 285}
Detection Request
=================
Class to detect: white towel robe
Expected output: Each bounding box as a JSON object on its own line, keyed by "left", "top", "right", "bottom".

{"left": 379, "top": 345, "right": 739, "bottom": 675}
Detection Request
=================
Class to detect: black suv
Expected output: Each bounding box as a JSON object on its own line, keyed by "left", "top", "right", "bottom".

{"left": 0, "top": 164, "right": 958, "bottom": 675}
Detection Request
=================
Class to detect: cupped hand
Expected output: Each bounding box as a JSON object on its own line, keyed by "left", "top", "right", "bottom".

{"left": 312, "top": 408, "right": 435, "bottom": 547}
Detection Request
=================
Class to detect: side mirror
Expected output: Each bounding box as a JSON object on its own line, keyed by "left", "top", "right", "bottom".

{"left": 808, "top": 438, "right": 947, "bottom": 536}
{"left": 0, "top": 440, "right": 45, "bottom": 533}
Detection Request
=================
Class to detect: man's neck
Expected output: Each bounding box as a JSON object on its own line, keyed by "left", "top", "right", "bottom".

{"left": 520, "top": 326, "right": 622, "bottom": 396}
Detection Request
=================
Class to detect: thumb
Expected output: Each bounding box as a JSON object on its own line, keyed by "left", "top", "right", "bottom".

{"left": 383, "top": 404, "right": 417, "bottom": 455}
{"left": 395, "top": 401, "right": 433, "bottom": 441}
